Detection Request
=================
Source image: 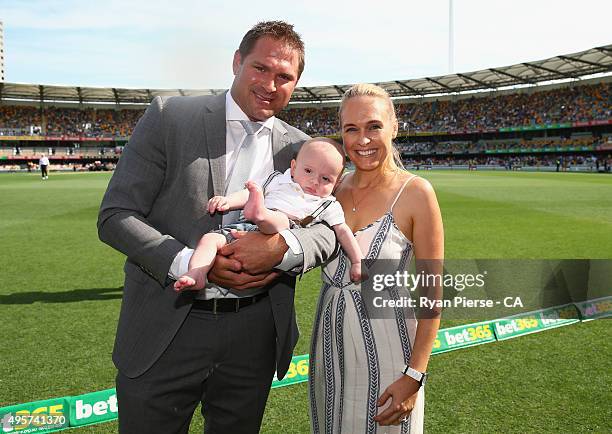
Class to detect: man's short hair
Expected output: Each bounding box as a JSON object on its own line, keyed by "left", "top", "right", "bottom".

{"left": 238, "top": 21, "right": 305, "bottom": 78}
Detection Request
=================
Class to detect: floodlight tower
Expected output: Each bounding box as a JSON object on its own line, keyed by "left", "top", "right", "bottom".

{"left": 0, "top": 20, "right": 4, "bottom": 81}
{"left": 448, "top": 0, "right": 454, "bottom": 74}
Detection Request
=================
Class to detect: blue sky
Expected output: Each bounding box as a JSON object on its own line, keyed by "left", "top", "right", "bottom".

{"left": 1, "top": 0, "right": 611, "bottom": 89}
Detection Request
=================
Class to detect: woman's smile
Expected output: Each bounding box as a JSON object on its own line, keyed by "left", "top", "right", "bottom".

{"left": 355, "top": 149, "right": 378, "bottom": 157}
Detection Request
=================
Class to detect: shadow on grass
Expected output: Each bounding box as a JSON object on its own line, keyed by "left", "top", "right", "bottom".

{"left": 0, "top": 287, "right": 123, "bottom": 304}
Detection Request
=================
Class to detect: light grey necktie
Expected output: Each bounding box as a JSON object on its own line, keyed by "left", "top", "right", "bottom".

{"left": 224, "top": 120, "right": 263, "bottom": 224}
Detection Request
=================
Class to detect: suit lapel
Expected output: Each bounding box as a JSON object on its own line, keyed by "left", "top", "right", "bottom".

{"left": 272, "top": 119, "right": 293, "bottom": 171}
{"left": 204, "top": 104, "right": 294, "bottom": 194}
{"left": 203, "top": 93, "right": 227, "bottom": 196}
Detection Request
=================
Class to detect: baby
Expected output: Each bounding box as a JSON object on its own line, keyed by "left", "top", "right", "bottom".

{"left": 174, "top": 137, "right": 364, "bottom": 291}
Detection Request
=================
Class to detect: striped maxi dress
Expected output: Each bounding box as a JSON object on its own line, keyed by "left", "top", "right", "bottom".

{"left": 309, "top": 176, "right": 424, "bottom": 434}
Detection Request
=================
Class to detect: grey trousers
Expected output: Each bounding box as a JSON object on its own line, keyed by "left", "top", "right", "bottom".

{"left": 116, "top": 297, "right": 276, "bottom": 433}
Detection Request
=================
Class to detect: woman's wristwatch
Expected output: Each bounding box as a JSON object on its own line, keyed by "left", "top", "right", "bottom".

{"left": 402, "top": 365, "right": 428, "bottom": 387}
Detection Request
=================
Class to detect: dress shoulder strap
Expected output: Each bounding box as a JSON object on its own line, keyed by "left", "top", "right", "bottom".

{"left": 332, "top": 170, "right": 351, "bottom": 195}
{"left": 390, "top": 174, "right": 418, "bottom": 212}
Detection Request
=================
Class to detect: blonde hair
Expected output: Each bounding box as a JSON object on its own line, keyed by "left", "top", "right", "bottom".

{"left": 339, "top": 83, "right": 404, "bottom": 172}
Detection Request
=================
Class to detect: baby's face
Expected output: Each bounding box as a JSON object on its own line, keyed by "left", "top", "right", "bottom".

{"left": 291, "top": 143, "right": 344, "bottom": 197}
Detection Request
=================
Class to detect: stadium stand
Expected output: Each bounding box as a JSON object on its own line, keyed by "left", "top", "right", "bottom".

{"left": 281, "top": 82, "right": 610, "bottom": 134}
{"left": 0, "top": 45, "right": 610, "bottom": 172}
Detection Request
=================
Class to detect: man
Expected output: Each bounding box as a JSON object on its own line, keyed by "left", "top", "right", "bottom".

{"left": 39, "top": 153, "right": 49, "bottom": 179}
{"left": 97, "top": 21, "right": 336, "bottom": 433}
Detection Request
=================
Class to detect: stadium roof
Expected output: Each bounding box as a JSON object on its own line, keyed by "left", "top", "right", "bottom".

{"left": 0, "top": 44, "right": 610, "bottom": 104}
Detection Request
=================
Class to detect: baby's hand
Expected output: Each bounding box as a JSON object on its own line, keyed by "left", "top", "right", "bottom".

{"left": 350, "top": 262, "right": 367, "bottom": 283}
{"left": 208, "top": 196, "right": 229, "bottom": 214}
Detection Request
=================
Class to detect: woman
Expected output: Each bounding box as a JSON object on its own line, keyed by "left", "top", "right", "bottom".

{"left": 309, "top": 84, "right": 444, "bottom": 433}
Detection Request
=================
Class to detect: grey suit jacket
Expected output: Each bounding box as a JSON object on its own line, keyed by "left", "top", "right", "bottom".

{"left": 97, "top": 93, "right": 337, "bottom": 379}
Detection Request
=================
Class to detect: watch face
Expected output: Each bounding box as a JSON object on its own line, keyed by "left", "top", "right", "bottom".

{"left": 403, "top": 366, "right": 427, "bottom": 386}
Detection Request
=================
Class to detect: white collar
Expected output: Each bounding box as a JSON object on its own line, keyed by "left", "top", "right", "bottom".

{"left": 275, "top": 169, "right": 336, "bottom": 201}
{"left": 226, "top": 92, "right": 275, "bottom": 131}
{"left": 277, "top": 168, "right": 295, "bottom": 184}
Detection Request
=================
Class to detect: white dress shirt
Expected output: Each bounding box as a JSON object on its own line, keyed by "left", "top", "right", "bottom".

{"left": 169, "top": 92, "right": 304, "bottom": 299}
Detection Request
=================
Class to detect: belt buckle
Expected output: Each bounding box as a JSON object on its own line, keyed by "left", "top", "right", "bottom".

{"left": 235, "top": 298, "right": 240, "bottom": 313}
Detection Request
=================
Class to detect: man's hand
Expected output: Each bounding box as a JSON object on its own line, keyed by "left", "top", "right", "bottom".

{"left": 207, "top": 254, "right": 280, "bottom": 290}
{"left": 218, "top": 231, "right": 288, "bottom": 275}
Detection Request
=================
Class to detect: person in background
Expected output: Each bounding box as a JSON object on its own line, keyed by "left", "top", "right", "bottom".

{"left": 39, "top": 153, "right": 49, "bottom": 179}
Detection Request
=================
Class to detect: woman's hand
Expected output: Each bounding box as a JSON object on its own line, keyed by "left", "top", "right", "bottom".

{"left": 374, "top": 375, "right": 420, "bottom": 426}
{"left": 349, "top": 262, "right": 362, "bottom": 282}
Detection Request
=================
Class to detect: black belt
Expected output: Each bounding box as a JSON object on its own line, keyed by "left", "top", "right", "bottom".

{"left": 191, "top": 291, "right": 269, "bottom": 313}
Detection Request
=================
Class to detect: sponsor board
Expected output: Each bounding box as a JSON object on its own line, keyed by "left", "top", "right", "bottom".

{"left": 67, "top": 389, "right": 117, "bottom": 428}
{"left": 574, "top": 296, "right": 612, "bottom": 321}
{"left": 0, "top": 136, "right": 46, "bottom": 142}
{"left": 271, "top": 354, "right": 309, "bottom": 388}
{"left": 493, "top": 304, "right": 579, "bottom": 340}
{"left": 431, "top": 321, "right": 496, "bottom": 354}
{"left": 0, "top": 136, "right": 122, "bottom": 142}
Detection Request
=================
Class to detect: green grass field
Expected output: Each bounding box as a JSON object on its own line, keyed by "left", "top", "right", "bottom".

{"left": 1, "top": 171, "right": 611, "bottom": 433}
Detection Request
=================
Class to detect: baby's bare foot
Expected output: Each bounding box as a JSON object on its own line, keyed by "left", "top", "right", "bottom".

{"left": 174, "top": 268, "right": 207, "bottom": 291}
{"left": 243, "top": 181, "right": 266, "bottom": 223}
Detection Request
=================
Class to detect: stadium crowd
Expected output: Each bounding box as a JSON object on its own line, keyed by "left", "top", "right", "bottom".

{"left": 281, "top": 82, "right": 610, "bottom": 135}
{"left": 1, "top": 81, "right": 610, "bottom": 172}
{"left": 398, "top": 135, "right": 605, "bottom": 154}
{"left": 403, "top": 154, "right": 610, "bottom": 170}
{"left": 0, "top": 83, "right": 609, "bottom": 139}
{"left": 0, "top": 106, "right": 144, "bottom": 137}
{"left": 0, "top": 105, "right": 43, "bottom": 135}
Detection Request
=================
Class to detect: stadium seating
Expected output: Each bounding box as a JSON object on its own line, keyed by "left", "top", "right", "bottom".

{"left": 1, "top": 82, "right": 608, "bottom": 139}
{"left": 0, "top": 82, "right": 609, "bottom": 171}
